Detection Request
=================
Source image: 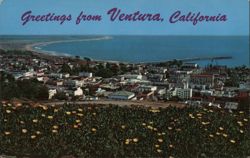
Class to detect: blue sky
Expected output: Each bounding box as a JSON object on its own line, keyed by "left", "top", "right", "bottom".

{"left": 0, "top": 0, "right": 249, "bottom": 35}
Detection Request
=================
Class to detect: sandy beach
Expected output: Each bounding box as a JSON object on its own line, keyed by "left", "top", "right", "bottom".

{"left": 24, "top": 36, "right": 112, "bottom": 54}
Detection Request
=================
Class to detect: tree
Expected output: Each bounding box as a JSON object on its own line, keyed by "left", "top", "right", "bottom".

{"left": 60, "top": 63, "right": 72, "bottom": 74}
{"left": 53, "top": 92, "right": 67, "bottom": 100}
{"left": 36, "top": 86, "right": 49, "bottom": 100}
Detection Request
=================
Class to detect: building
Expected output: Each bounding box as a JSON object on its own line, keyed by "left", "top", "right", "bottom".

{"left": 79, "top": 71, "right": 93, "bottom": 78}
{"left": 190, "top": 74, "right": 214, "bottom": 88}
{"left": 74, "top": 87, "right": 83, "bottom": 96}
{"left": 64, "top": 80, "right": 84, "bottom": 87}
{"left": 121, "top": 74, "right": 143, "bottom": 80}
{"left": 175, "top": 88, "right": 193, "bottom": 99}
{"left": 48, "top": 89, "right": 57, "bottom": 99}
{"left": 108, "top": 90, "right": 135, "bottom": 100}
{"left": 137, "top": 85, "right": 157, "bottom": 92}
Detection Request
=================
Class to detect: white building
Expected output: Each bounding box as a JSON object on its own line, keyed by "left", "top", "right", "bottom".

{"left": 108, "top": 91, "right": 135, "bottom": 100}
{"left": 23, "top": 71, "right": 34, "bottom": 77}
{"left": 48, "top": 89, "right": 57, "bottom": 99}
{"left": 175, "top": 88, "right": 192, "bottom": 99}
{"left": 74, "top": 87, "right": 83, "bottom": 96}
{"left": 79, "top": 72, "right": 93, "bottom": 78}
{"left": 121, "top": 74, "right": 143, "bottom": 80}
{"left": 64, "top": 80, "right": 84, "bottom": 87}
{"left": 137, "top": 85, "right": 157, "bottom": 92}
{"left": 49, "top": 73, "right": 63, "bottom": 79}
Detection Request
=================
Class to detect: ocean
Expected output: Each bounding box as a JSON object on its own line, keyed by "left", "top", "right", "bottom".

{"left": 36, "top": 36, "right": 249, "bottom": 67}
{"left": 1, "top": 35, "right": 249, "bottom": 67}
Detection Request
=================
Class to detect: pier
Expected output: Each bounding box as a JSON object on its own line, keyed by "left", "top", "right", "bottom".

{"left": 139, "top": 56, "right": 233, "bottom": 65}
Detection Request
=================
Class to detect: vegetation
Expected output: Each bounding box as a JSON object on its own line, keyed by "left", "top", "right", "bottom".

{"left": 0, "top": 103, "right": 249, "bottom": 158}
{"left": 0, "top": 72, "right": 48, "bottom": 100}
{"left": 62, "top": 62, "right": 131, "bottom": 78}
{"left": 0, "top": 49, "right": 34, "bottom": 56}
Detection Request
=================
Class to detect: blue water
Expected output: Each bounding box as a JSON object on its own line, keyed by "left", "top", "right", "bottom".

{"left": 38, "top": 36, "right": 249, "bottom": 67}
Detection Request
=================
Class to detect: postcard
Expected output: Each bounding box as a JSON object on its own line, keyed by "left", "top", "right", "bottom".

{"left": 0, "top": 0, "right": 249, "bottom": 157}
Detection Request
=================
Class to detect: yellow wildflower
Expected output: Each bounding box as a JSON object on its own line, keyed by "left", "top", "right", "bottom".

{"left": 66, "top": 111, "right": 71, "bottom": 115}
{"left": 147, "top": 125, "right": 153, "bottom": 130}
{"left": 22, "top": 129, "right": 28, "bottom": 134}
{"left": 76, "top": 120, "right": 81, "bottom": 123}
{"left": 209, "top": 134, "right": 214, "bottom": 138}
{"left": 77, "top": 113, "right": 84, "bottom": 117}
{"left": 222, "top": 133, "right": 228, "bottom": 138}
{"left": 47, "top": 116, "right": 53, "bottom": 119}
{"left": 230, "top": 140, "right": 236, "bottom": 143}
{"left": 125, "top": 139, "right": 130, "bottom": 145}
{"left": 36, "top": 131, "right": 41, "bottom": 135}
{"left": 42, "top": 106, "right": 48, "bottom": 110}
{"left": 52, "top": 129, "right": 58, "bottom": 133}
{"left": 6, "top": 110, "right": 11, "bottom": 114}
{"left": 133, "top": 138, "right": 139, "bottom": 143}
{"left": 155, "top": 144, "right": 160, "bottom": 148}
{"left": 219, "top": 127, "right": 224, "bottom": 131}
{"left": 157, "top": 149, "right": 162, "bottom": 153}
{"left": 53, "top": 125, "right": 59, "bottom": 129}
{"left": 78, "top": 108, "right": 83, "bottom": 112}
{"left": 32, "top": 119, "right": 38, "bottom": 123}
{"left": 158, "top": 138, "right": 163, "bottom": 143}
{"left": 91, "top": 128, "right": 97, "bottom": 132}
{"left": 31, "top": 135, "right": 36, "bottom": 139}
{"left": 216, "top": 132, "right": 221, "bottom": 135}
{"left": 196, "top": 113, "right": 202, "bottom": 116}
{"left": 4, "top": 131, "right": 11, "bottom": 135}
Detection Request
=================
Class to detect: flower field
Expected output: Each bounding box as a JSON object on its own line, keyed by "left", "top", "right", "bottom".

{"left": 0, "top": 102, "right": 249, "bottom": 158}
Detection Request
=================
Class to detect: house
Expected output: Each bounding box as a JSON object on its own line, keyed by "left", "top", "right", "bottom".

{"left": 49, "top": 73, "right": 63, "bottom": 79}
{"left": 79, "top": 71, "right": 93, "bottom": 78}
{"left": 48, "top": 89, "right": 57, "bottom": 99}
{"left": 225, "top": 102, "right": 239, "bottom": 110}
{"left": 181, "top": 63, "right": 198, "bottom": 70}
{"left": 64, "top": 80, "right": 84, "bottom": 87}
{"left": 121, "top": 74, "right": 143, "bottom": 80}
{"left": 108, "top": 90, "right": 135, "bottom": 100}
{"left": 137, "top": 85, "right": 157, "bottom": 92}
{"left": 74, "top": 87, "right": 83, "bottom": 96}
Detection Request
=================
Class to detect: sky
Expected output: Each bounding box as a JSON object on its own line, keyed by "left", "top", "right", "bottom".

{"left": 0, "top": 0, "right": 249, "bottom": 35}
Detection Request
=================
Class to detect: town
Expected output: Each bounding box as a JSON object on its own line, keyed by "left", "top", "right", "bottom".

{"left": 0, "top": 49, "right": 249, "bottom": 112}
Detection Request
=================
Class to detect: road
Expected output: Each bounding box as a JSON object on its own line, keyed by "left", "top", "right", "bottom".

{"left": 43, "top": 100, "right": 185, "bottom": 108}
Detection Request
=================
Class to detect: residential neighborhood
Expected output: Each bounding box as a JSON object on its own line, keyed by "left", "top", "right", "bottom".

{"left": 1, "top": 50, "right": 249, "bottom": 111}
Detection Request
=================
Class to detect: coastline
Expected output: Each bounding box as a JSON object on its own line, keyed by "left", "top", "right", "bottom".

{"left": 24, "top": 36, "right": 112, "bottom": 55}
{"left": 24, "top": 36, "right": 132, "bottom": 64}
{"left": 20, "top": 36, "right": 239, "bottom": 66}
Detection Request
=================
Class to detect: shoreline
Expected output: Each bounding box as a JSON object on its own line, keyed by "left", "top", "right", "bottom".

{"left": 24, "top": 36, "right": 112, "bottom": 54}
{"left": 22, "top": 36, "right": 234, "bottom": 65}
